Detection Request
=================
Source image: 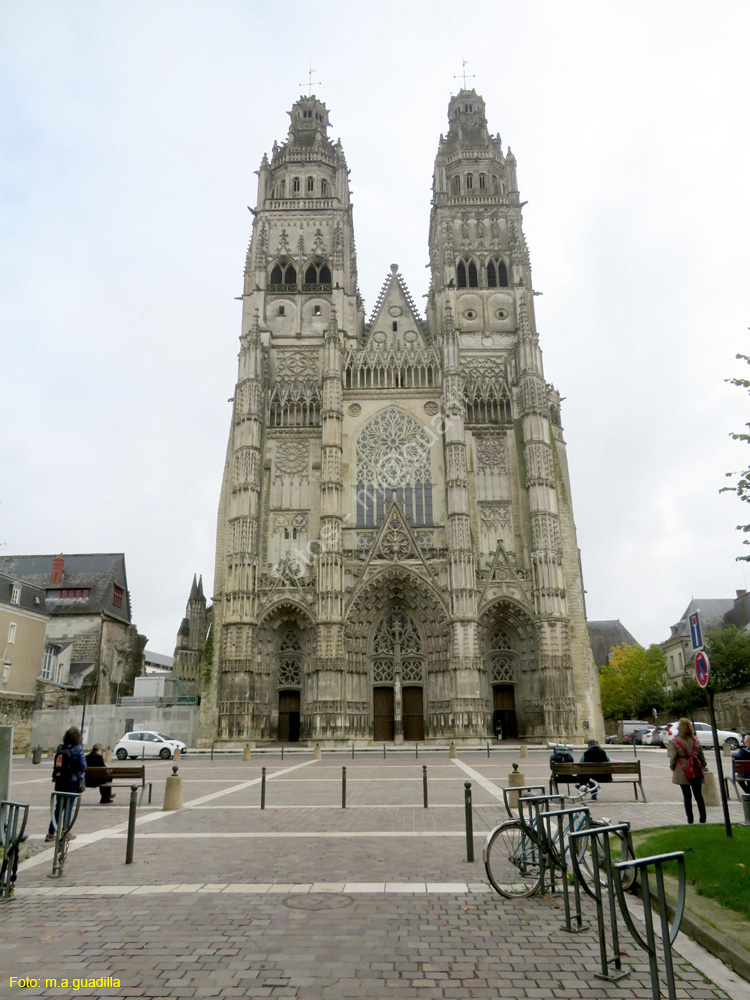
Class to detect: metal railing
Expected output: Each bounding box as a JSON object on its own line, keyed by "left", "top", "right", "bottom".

{"left": 0, "top": 801, "right": 29, "bottom": 900}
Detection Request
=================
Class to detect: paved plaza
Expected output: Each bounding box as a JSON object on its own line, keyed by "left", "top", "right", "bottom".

{"left": 3, "top": 747, "right": 749, "bottom": 999}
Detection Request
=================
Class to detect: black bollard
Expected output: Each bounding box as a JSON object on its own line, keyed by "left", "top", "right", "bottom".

{"left": 487, "top": 742, "right": 490, "bottom": 758}
{"left": 383, "top": 743, "right": 386, "bottom": 759}
{"left": 342, "top": 766, "right": 347, "bottom": 809}
{"left": 281, "top": 744, "right": 284, "bottom": 760}
{"left": 125, "top": 784, "right": 138, "bottom": 864}
{"left": 211, "top": 741, "right": 215, "bottom": 762}
{"left": 422, "top": 765, "right": 428, "bottom": 808}
{"left": 464, "top": 781, "right": 474, "bottom": 863}
{"left": 141, "top": 745, "right": 145, "bottom": 762}
{"left": 352, "top": 743, "right": 354, "bottom": 760}
{"left": 261, "top": 767, "right": 266, "bottom": 809}
{"left": 416, "top": 742, "right": 418, "bottom": 759}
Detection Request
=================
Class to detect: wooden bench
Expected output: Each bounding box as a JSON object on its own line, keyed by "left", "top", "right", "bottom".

{"left": 728, "top": 758, "right": 750, "bottom": 801}
{"left": 550, "top": 761, "right": 647, "bottom": 802}
{"left": 84, "top": 766, "right": 152, "bottom": 805}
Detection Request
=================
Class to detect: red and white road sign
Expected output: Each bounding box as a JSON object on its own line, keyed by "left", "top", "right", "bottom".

{"left": 694, "top": 650, "right": 710, "bottom": 688}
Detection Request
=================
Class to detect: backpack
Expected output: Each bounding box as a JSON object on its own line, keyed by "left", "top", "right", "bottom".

{"left": 52, "top": 746, "right": 76, "bottom": 784}
{"left": 676, "top": 738, "right": 703, "bottom": 781}
{"left": 552, "top": 747, "right": 574, "bottom": 764}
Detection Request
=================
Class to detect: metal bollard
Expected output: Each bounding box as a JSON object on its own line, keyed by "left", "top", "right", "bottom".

{"left": 141, "top": 745, "right": 145, "bottom": 762}
{"left": 416, "top": 743, "right": 418, "bottom": 759}
{"left": 464, "top": 781, "right": 474, "bottom": 862}
{"left": 125, "top": 784, "right": 138, "bottom": 864}
{"left": 351, "top": 743, "right": 354, "bottom": 760}
{"left": 281, "top": 744, "right": 284, "bottom": 760}
{"left": 211, "top": 741, "right": 215, "bottom": 762}
{"left": 383, "top": 743, "right": 386, "bottom": 759}
{"left": 422, "top": 765, "right": 428, "bottom": 808}
{"left": 487, "top": 742, "right": 490, "bottom": 758}
{"left": 261, "top": 767, "right": 266, "bottom": 809}
{"left": 342, "top": 766, "right": 347, "bottom": 809}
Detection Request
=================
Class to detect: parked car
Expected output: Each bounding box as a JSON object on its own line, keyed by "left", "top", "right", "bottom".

{"left": 691, "top": 722, "right": 743, "bottom": 750}
{"left": 641, "top": 727, "right": 664, "bottom": 746}
{"left": 114, "top": 731, "right": 187, "bottom": 760}
{"left": 605, "top": 734, "right": 620, "bottom": 744}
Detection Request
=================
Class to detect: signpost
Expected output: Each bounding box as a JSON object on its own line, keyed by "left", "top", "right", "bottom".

{"left": 690, "top": 611, "right": 732, "bottom": 838}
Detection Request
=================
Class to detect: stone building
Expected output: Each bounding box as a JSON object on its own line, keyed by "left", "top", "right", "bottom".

{"left": 205, "top": 90, "right": 602, "bottom": 744}
{"left": 172, "top": 575, "right": 210, "bottom": 687}
{"left": 0, "top": 573, "right": 49, "bottom": 751}
{"left": 0, "top": 553, "right": 146, "bottom": 705}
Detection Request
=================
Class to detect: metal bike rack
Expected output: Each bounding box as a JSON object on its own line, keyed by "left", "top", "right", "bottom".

{"left": 501, "top": 784, "right": 546, "bottom": 819}
{"left": 0, "top": 801, "right": 29, "bottom": 901}
{"left": 516, "top": 793, "right": 564, "bottom": 893}
{"left": 537, "top": 806, "right": 591, "bottom": 933}
{"left": 569, "top": 821, "right": 634, "bottom": 982}
{"left": 47, "top": 791, "right": 81, "bottom": 879}
{"left": 613, "top": 852, "right": 686, "bottom": 1000}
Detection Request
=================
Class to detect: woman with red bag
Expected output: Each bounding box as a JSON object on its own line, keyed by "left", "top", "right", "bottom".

{"left": 668, "top": 718, "right": 708, "bottom": 824}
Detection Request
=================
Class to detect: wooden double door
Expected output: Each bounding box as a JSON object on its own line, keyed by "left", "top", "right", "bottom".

{"left": 493, "top": 684, "right": 517, "bottom": 740}
{"left": 278, "top": 690, "right": 300, "bottom": 742}
{"left": 373, "top": 686, "right": 424, "bottom": 741}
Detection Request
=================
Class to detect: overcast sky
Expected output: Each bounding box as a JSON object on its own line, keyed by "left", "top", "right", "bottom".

{"left": 2, "top": 1, "right": 749, "bottom": 656}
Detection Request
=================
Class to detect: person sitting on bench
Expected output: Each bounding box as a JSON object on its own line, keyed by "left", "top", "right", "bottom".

{"left": 733, "top": 735, "right": 750, "bottom": 794}
{"left": 576, "top": 739, "right": 611, "bottom": 801}
{"left": 85, "top": 743, "right": 115, "bottom": 803}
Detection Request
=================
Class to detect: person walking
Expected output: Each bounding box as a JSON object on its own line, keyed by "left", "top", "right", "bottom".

{"left": 668, "top": 718, "right": 708, "bottom": 824}
{"left": 45, "top": 726, "right": 86, "bottom": 842}
{"left": 732, "top": 734, "right": 750, "bottom": 794}
{"left": 85, "top": 743, "right": 115, "bottom": 803}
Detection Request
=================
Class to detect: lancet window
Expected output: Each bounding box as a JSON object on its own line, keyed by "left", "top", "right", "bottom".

{"left": 303, "top": 258, "right": 332, "bottom": 291}
{"left": 344, "top": 344, "right": 441, "bottom": 390}
{"left": 269, "top": 379, "right": 322, "bottom": 427}
{"left": 486, "top": 258, "right": 509, "bottom": 288}
{"left": 355, "top": 407, "right": 433, "bottom": 527}
{"left": 457, "top": 257, "right": 478, "bottom": 288}
{"left": 489, "top": 627, "right": 518, "bottom": 684}
{"left": 269, "top": 260, "right": 297, "bottom": 291}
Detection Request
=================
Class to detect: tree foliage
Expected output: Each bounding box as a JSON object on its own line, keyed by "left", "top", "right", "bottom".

{"left": 599, "top": 643, "right": 667, "bottom": 720}
{"left": 704, "top": 624, "right": 750, "bottom": 692}
{"left": 722, "top": 352, "right": 750, "bottom": 560}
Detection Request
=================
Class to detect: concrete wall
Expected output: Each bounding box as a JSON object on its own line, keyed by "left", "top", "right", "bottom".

{"left": 30, "top": 705, "right": 199, "bottom": 751}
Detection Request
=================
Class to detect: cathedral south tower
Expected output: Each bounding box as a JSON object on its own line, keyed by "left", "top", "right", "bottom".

{"left": 202, "top": 91, "right": 603, "bottom": 745}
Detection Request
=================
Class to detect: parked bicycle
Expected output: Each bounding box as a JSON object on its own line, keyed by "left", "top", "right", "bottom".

{"left": 483, "top": 782, "right": 635, "bottom": 898}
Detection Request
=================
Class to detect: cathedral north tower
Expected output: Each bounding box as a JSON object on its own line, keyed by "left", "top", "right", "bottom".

{"left": 201, "top": 91, "right": 603, "bottom": 745}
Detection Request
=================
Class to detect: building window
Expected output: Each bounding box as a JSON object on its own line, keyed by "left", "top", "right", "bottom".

{"left": 452, "top": 176, "right": 460, "bottom": 195}
{"left": 269, "top": 260, "right": 297, "bottom": 289}
{"left": 479, "top": 173, "right": 486, "bottom": 190}
{"left": 113, "top": 585, "right": 124, "bottom": 607}
{"left": 313, "top": 305, "right": 321, "bottom": 316}
{"left": 457, "top": 257, "right": 478, "bottom": 289}
{"left": 466, "top": 174, "right": 473, "bottom": 190}
{"left": 303, "top": 258, "right": 332, "bottom": 289}
{"left": 392, "top": 321, "right": 398, "bottom": 332}
{"left": 278, "top": 305, "right": 285, "bottom": 316}
{"left": 1, "top": 664, "right": 9, "bottom": 685}
{"left": 292, "top": 177, "right": 300, "bottom": 193}
{"left": 321, "top": 179, "right": 328, "bottom": 196}
{"left": 10, "top": 586, "right": 20, "bottom": 605}
{"left": 7, "top": 623, "right": 16, "bottom": 644}
{"left": 306, "top": 176, "right": 314, "bottom": 193}
{"left": 42, "top": 644, "right": 57, "bottom": 681}
{"left": 487, "top": 258, "right": 508, "bottom": 288}
{"left": 355, "top": 407, "right": 434, "bottom": 528}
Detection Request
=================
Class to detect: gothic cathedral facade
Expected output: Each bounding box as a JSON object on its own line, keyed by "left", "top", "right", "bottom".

{"left": 202, "top": 90, "right": 603, "bottom": 744}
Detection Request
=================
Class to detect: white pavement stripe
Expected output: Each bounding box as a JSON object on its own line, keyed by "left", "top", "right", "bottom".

{"left": 104, "top": 830, "right": 490, "bottom": 838}
{"left": 17, "top": 880, "right": 492, "bottom": 897}
{"left": 16, "top": 756, "right": 319, "bottom": 873}
{"left": 450, "top": 757, "right": 507, "bottom": 801}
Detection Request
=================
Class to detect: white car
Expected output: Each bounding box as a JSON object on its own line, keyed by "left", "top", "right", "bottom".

{"left": 114, "top": 731, "right": 187, "bottom": 760}
{"left": 691, "top": 722, "right": 743, "bottom": 750}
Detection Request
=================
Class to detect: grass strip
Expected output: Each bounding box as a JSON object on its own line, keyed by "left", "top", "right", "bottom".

{"left": 634, "top": 825, "right": 750, "bottom": 921}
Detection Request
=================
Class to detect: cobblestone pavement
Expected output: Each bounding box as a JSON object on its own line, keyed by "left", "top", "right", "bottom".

{"left": 3, "top": 748, "right": 746, "bottom": 999}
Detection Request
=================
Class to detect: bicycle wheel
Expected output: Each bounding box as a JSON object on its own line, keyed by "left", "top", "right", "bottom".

{"left": 579, "top": 826, "right": 636, "bottom": 891}
{"left": 484, "top": 819, "right": 542, "bottom": 898}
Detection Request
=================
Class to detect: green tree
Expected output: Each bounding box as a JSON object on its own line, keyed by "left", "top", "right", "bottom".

{"left": 704, "top": 624, "right": 750, "bottom": 692}
{"left": 599, "top": 643, "right": 666, "bottom": 720}
{"left": 722, "top": 352, "right": 750, "bottom": 560}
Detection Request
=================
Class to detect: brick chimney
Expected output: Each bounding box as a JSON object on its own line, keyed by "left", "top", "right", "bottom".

{"left": 737, "top": 590, "right": 747, "bottom": 599}
{"left": 51, "top": 553, "right": 65, "bottom": 585}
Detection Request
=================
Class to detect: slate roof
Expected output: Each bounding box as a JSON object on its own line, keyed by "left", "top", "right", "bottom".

{"left": 0, "top": 572, "right": 48, "bottom": 617}
{"left": 0, "top": 553, "right": 132, "bottom": 625}
{"left": 587, "top": 620, "right": 640, "bottom": 667}
{"left": 668, "top": 598, "right": 734, "bottom": 639}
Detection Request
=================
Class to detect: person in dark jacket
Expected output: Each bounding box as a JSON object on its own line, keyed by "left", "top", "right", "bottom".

{"left": 85, "top": 743, "right": 115, "bottom": 803}
{"left": 577, "top": 739, "right": 611, "bottom": 800}
{"left": 733, "top": 734, "right": 750, "bottom": 794}
{"left": 45, "top": 725, "right": 86, "bottom": 841}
